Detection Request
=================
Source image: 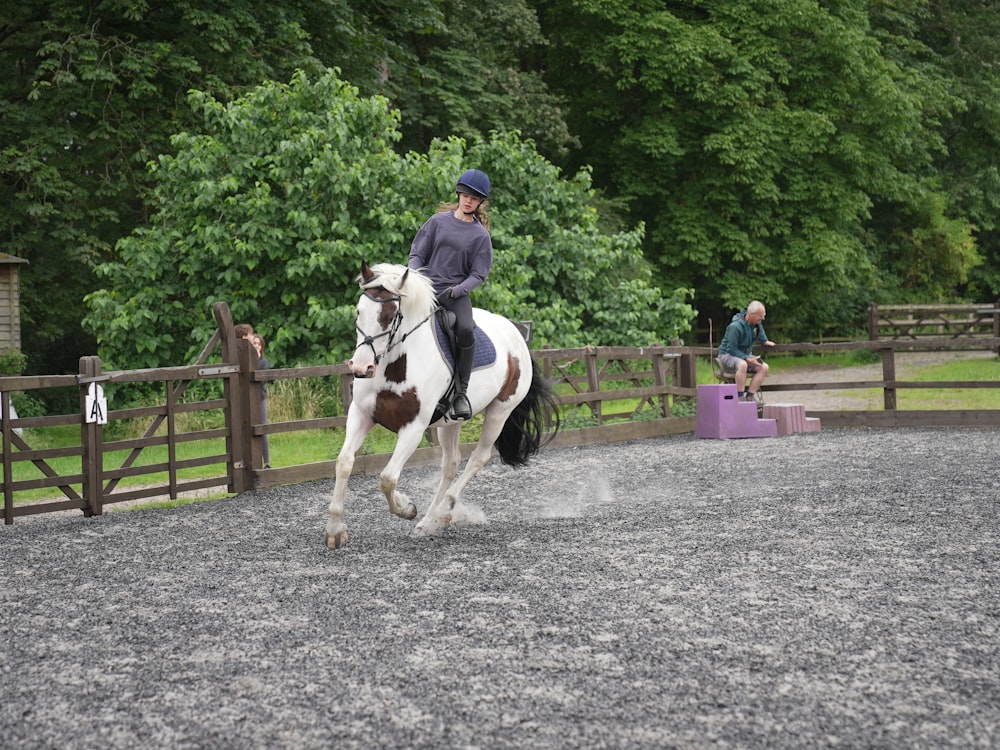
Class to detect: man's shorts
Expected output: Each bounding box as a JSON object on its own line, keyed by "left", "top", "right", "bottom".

{"left": 718, "top": 352, "right": 760, "bottom": 373}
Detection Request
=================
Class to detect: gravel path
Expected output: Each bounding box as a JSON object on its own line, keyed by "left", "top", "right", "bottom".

{"left": 2, "top": 426, "right": 998, "bottom": 749}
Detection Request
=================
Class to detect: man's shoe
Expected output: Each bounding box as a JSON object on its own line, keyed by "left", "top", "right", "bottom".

{"left": 451, "top": 393, "right": 472, "bottom": 420}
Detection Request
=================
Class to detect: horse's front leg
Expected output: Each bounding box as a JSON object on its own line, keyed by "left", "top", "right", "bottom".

{"left": 377, "top": 421, "right": 427, "bottom": 521}
{"left": 325, "top": 405, "right": 374, "bottom": 550}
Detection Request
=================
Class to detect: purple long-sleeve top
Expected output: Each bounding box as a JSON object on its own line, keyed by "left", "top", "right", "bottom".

{"left": 408, "top": 211, "right": 493, "bottom": 298}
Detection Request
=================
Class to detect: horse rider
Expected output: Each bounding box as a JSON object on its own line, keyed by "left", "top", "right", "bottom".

{"left": 408, "top": 169, "right": 494, "bottom": 420}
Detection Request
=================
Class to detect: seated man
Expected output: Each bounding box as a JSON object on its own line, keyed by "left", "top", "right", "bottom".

{"left": 717, "top": 300, "right": 777, "bottom": 401}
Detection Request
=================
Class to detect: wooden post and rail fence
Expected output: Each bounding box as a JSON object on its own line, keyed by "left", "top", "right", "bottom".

{"left": 2, "top": 302, "right": 999, "bottom": 525}
{"left": 867, "top": 301, "right": 1000, "bottom": 344}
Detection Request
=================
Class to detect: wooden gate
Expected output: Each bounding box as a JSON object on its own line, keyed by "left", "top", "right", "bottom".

{"left": 1, "top": 303, "right": 252, "bottom": 524}
{"left": 868, "top": 302, "right": 1000, "bottom": 341}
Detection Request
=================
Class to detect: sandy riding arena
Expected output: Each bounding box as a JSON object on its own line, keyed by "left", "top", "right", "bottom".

{"left": 2, "top": 427, "right": 998, "bottom": 749}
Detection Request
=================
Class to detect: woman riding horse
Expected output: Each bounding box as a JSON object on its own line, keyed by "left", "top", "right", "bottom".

{"left": 326, "top": 261, "right": 558, "bottom": 548}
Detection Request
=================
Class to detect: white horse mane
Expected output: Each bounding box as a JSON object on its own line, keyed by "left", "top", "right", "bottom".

{"left": 360, "top": 263, "right": 437, "bottom": 318}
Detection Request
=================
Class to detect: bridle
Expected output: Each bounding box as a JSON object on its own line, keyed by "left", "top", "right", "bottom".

{"left": 353, "top": 287, "right": 434, "bottom": 369}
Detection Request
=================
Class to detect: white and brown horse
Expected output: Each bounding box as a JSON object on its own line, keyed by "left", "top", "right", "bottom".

{"left": 324, "top": 262, "right": 558, "bottom": 548}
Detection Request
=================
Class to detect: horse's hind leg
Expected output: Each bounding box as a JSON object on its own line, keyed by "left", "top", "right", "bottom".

{"left": 448, "top": 408, "right": 510, "bottom": 500}
{"left": 431, "top": 421, "right": 462, "bottom": 502}
{"left": 415, "top": 421, "right": 462, "bottom": 535}
{"left": 417, "top": 407, "right": 511, "bottom": 534}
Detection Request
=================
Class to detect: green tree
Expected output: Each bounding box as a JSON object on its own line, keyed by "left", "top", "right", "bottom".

{"left": 83, "top": 70, "right": 691, "bottom": 370}
{"left": 862, "top": 0, "right": 981, "bottom": 304}
{"left": 906, "top": 0, "right": 1000, "bottom": 300}
{"left": 0, "top": 0, "right": 322, "bottom": 373}
{"left": 388, "top": 0, "right": 574, "bottom": 157}
{"left": 535, "top": 0, "right": 980, "bottom": 338}
{"left": 468, "top": 137, "right": 692, "bottom": 347}
{"left": 2, "top": 0, "right": 573, "bottom": 374}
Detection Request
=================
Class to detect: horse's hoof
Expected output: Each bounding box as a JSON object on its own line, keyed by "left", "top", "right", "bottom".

{"left": 324, "top": 529, "right": 348, "bottom": 549}
{"left": 413, "top": 520, "right": 437, "bottom": 537}
{"left": 403, "top": 501, "right": 417, "bottom": 520}
{"left": 414, "top": 514, "right": 450, "bottom": 536}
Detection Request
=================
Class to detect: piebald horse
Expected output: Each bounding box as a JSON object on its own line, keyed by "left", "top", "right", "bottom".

{"left": 324, "top": 262, "right": 558, "bottom": 548}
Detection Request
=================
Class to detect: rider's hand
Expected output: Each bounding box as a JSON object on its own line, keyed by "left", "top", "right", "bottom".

{"left": 436, "top": 288, "right": 452, "bottom": 304}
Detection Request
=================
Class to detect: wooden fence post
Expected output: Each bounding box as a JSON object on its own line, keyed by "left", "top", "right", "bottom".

{"left": 584, "top": 346, "right": 601, "bottom": 423}
{"left": 242, "top": 340, "right": 265, "bottom": 478}
{"left": 163, "top": 376, "right": 176, "bottom": 500}
{"left": 2, "top": 389, "right": 12, "bottom": 525}
{"left": 868, "top": 303, "right": 879, "bottom": 341}
{"left": 540, "top": 344, "right": 556, "bottom": 430}
{"left": 232, "top": 337, "right": 260, "bottom": 490}
{"left": 881, "top": 346, "right": 897, "bottom": 411}
{"left": 215, "top": 302, "right": 249, "bottom": 494}
{"left": 340, "top": 373, "right": 354, "bottom": 415}
{"left": 652, "top": 351, "right": 669, "bottom": 418}
{"left": 994, "top": 300, "right": 1000, "bottom": 354}
{"left": 79, "top": 355, "right": 103, "bottom": 517}
{"left": 672, "top": 339, "right": 697, "bottom": 394}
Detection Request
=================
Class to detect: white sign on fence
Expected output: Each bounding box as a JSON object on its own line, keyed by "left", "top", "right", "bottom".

{"left": 85, "top": 383, "right": 108, "bottom": 425}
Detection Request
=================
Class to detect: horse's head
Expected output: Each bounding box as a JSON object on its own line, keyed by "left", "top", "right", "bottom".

{"left": 347, "top": 261, "right": 436, "bottom": 378}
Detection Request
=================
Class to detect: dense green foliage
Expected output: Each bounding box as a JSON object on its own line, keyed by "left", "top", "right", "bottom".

{"left": 83, "top": 71, "right": 690, "bottom": 368}
{"left": 3, "top": 0, "right": 999, "bottom": 373}
{"left": 0, "top": 0, "right": 324, "bottom": 372}
{"left": 912, "top": 0, "right": 1000, "bottom": 301}
{"left": 2, "top": 0, "right": 569, "bottom": 373}
{"left": 535, "top": 0, "right": 988, "bottom": 338}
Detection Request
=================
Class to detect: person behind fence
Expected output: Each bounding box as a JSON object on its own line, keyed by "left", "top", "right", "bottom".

{"left": 250, "top": 332, "right": 271, "bottom": 469}
{"left": 718, "top": 300, "right": 776, "bottom": 401}
{"left": 408, "top": 168, "right": 493, "bottom": 421}
{"left": 235, "top": 323, "right": 254, "bottom": 340}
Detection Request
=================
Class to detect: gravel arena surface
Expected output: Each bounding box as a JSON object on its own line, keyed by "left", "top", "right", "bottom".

{"left": 2, "top": 426, "right": 999, "bottom": 749}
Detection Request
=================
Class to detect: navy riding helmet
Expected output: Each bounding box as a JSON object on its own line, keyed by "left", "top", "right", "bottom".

{"left": 456, "top": 169, "right": 490, "bottom": 200}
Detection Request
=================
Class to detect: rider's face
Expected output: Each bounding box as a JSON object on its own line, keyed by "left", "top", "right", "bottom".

{"left": 457, "top": 191, "right": 483, "bottom": 213}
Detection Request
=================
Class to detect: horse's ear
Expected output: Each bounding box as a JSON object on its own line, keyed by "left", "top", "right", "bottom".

{"left": 399, "top": 268, "right": 409, "bottom": 289}
{"left": 360, "top": 261, "right": 374, "bottom": 284}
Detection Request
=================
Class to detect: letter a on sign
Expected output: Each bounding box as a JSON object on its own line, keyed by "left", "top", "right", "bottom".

{"left": 85, "top": 383, "right": 108, "bottom": 425}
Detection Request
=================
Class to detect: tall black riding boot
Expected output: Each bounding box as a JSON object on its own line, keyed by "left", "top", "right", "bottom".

{"left": 451, "top": 344, "right": 475, "bottom": 420}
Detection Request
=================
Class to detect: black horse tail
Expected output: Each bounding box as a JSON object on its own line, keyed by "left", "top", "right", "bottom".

{"left": 495, "top": 359, "right": 560, "bottom": 467}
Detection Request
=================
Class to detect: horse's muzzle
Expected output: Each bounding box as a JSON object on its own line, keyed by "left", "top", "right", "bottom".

{"left": 347, "top": 358, "right": 377, "bottom": 379}
{"left": 349, "top": 364, "right": 377, "bottom": 379}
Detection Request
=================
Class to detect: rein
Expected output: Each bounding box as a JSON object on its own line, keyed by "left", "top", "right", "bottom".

{"left": 354, "top": 287, "right": 435, "bottom": 367}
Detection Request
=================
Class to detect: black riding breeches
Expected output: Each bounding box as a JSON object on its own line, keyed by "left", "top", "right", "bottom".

{"left": 438, "top": 293, "right": 474, "bottom": 348}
